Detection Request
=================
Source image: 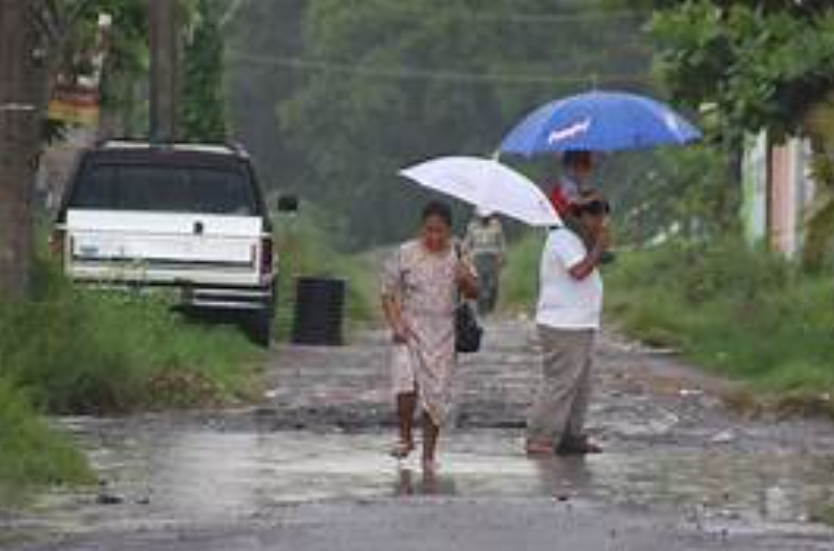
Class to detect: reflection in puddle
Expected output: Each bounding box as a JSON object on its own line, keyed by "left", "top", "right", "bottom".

{"left": 20, "top": 423, "right": 834, "bottom": 537}
{"left": 395, "top": 468, "right": 457, "bottom": 496}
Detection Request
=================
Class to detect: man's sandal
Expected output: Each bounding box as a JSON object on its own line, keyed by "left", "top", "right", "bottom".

{"left": 557, "top": 436, "right": 602, "bottom": 456}
{"left": 524, "top": 440, "right": 556, "bottom": 456}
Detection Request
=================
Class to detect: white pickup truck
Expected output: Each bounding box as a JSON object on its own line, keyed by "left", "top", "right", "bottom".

{"left": 53, "top": 141, "right": 281, "bottom": 346}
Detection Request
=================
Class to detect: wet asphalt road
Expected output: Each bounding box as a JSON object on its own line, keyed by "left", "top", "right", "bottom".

{"left": 5, "top": 319, "right": 834, "bottom": 550}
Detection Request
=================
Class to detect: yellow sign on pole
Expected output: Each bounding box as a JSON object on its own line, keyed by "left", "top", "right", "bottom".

{"left": 48, "top": 86, "right": 100, "bottom": 126}
{"left": 47, "top": 12, "right": 111, "bottom": 128}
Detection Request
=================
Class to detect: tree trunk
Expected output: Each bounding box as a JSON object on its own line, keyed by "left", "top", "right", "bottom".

{"left": 803, "top": 193, "right": 834, "bottom": 272}
{"left": 149, "top": 0, "right": 179, "bottom": 142}
{"left": 0, "top": 0, "right": 45, "bottom": 300}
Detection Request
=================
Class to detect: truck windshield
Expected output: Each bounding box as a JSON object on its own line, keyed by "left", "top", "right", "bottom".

{"left": 70, "top": 163, "right": 258, "bottom": 215}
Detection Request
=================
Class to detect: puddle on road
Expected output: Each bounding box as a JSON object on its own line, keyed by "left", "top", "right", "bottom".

{"left": 14, "top": 420, "right": 834, "bottom": 539}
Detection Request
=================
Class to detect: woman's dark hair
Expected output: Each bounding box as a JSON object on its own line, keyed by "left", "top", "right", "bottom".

{"left": 422, "top": 200, "right": 453, "bottom": 227}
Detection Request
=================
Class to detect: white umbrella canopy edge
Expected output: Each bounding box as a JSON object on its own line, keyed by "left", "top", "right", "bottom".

{"left": 398, "top": 156, "right": 562, "bottom": 228}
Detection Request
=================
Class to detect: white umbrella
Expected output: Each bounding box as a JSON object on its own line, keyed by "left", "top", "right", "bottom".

{"left": 398, "top": 156, "right": 562, "bottom": 227}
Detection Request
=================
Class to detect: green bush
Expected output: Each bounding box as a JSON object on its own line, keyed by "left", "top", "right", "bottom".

{"left": 606, "top": 238, "right": 834, "bottom": 394}
{"left": 0, "top": 257, "right": 262, "bottom": 415}
{"left": 0, "top": 380, "right": 93, "bottom": 502}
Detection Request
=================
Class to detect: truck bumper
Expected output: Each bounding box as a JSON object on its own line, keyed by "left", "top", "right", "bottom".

{"left": 181, "top": 284, "right": 274, "bottom": 311}
{"left": 70, "top": 278, "right": 276, "bottom": 313}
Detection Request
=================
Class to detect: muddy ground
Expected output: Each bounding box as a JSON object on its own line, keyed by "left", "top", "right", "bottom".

{"left": 4, "top": 319, "right": 834, "bottom": 550}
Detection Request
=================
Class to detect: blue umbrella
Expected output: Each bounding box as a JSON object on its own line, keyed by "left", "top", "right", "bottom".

{"left": 499, "top": 90, "right": 701, "bottom": 156}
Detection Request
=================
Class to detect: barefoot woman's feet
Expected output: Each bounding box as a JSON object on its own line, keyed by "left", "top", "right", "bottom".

{"left": 421, "top": 457, "right": 439, "bottom": 473}
{"left": 390, "top": 440, "right": 416, "bottom": 459}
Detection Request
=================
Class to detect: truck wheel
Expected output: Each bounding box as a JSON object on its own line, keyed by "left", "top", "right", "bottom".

{"left": 246, "top": 308, "right": 274, "bottom": 348}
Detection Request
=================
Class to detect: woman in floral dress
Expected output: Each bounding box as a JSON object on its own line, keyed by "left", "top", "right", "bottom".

{"left": 381, "top": 201, "right": 479, "bottom": 470}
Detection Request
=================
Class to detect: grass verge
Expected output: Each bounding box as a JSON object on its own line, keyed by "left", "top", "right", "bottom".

{"left": 0, "top": 380, "right": 93, "bottom": 504}
{"left": 1, "top": 257, "right": 263, "bottom": 415}
{"left": 605, "top": 238, "right": 834, "bottom": 411}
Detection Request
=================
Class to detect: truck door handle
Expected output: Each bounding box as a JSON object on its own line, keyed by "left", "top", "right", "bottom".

{"left": 193, "top": 221, "right": 204, "bottom": 235}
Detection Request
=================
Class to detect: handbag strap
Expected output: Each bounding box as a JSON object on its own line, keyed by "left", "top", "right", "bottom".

{"left": 453, "top": 241, "right": 464, "bottom": 306}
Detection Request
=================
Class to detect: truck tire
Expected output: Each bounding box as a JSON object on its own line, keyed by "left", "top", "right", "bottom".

{"left": 246, "top": 308, "right": 273, "bottom": 348}
{"left": 245, "top": 283, "right": 276, "bottom": 348}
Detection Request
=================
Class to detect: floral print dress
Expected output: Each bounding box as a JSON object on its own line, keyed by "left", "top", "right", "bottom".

{"left": 381, "top": 240, "right": 465, "bottom": 426}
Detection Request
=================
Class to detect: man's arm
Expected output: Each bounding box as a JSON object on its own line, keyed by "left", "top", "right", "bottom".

{"left": 567, "top": 245, "right": 604, "bottom": 280}
{"left": 567, "top": 228, "right": 609, "bottom": 281}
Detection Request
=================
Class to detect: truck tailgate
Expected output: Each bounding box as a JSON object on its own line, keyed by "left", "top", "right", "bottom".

{"left": 65, "top": 210, "right": 267, "bottom": 286}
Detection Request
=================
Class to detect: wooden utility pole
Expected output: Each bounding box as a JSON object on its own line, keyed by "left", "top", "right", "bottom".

{"left": 0, "top": 1, "right": 43, "bottom": 299}
{"left": 149, "top": 0, "right": 178, "bottom": 142}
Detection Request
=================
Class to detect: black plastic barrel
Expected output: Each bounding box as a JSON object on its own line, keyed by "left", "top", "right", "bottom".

{"left": 292, "top": 277, "right": 346, "bottom": 346}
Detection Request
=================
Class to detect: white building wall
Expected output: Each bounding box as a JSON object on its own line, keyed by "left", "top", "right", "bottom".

{"left": 741, "top": 132, "right": 768, "bottom": 243}
{"left": 741, "top": 132, "right": 817, "bottom": 260}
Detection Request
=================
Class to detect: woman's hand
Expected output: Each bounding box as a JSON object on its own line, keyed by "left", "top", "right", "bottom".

{"left": 455, "top": 263, "right": 470, "bottom": 284}
{"left": 391, "top": 320, "right": 411, "bottom": 344}
{"left": 456, "top": 262, "right": 479, "bottom": 299}
{"left": 382, "top": 295, "right": 410, "bottom": 344}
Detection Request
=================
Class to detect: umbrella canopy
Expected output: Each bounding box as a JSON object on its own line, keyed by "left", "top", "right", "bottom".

{"left": 499, "top": 90, "right": 701, "bottom": 156}
{"left": 399, "top": 156, "right": 562, "bottom": 227}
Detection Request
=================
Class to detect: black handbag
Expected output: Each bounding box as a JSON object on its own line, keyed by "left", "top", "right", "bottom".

{"left": 455, "top": 301, "right": 483, "bottom": 353}
{"left": 454, "top": 244, "right": 483, "bottom": 354}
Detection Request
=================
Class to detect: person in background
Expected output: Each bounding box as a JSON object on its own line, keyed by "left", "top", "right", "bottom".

{"left": 525, "top": 192, "right": 610, "bottom": 456}
{"left": 381, "top": 201, "right": 479, "bottom": 471}
{"left": 464, "top": 209, "right": 506, "bottom": 315}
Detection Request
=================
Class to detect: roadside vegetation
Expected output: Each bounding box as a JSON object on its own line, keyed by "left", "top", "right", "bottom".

{"left": 0, "top": 380, "right": 93, "bottom": 504}
{"left": 2, "top": 255, "right": 263, "bottom": 415}
{"left": 605, "top": 239, "right": 834, "bottom": 404}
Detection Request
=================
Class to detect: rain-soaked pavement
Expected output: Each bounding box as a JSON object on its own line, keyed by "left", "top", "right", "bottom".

{"left": 4, "top": 319, "right": 834, "bottom": 550}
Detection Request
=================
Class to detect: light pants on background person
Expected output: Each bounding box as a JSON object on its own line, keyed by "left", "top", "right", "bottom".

{"left": 526, "top": 326, "right": 596, "bottom": 445}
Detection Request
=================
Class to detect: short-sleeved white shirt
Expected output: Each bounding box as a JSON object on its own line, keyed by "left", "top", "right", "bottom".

{"left": 536, "top": 228, "right": 603, "bottom": 330}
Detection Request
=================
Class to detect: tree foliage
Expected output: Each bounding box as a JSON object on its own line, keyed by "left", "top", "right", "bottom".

{"left": 52, "top": 0, "right": 225, "bottom": 140}
{"left": 648, "top": 1, "right": 834, "bottom": 140}
{"left": 228, "top": 0, "right": 652, "bottom": 246}
{"left": 606, "top": 144, "right": 737, "bottom": 244}
{"left": 638, "top": 0, "right": 834, "bottom": 268}
{"left": 181, "top": 0, "right": 227, "bottom": 142}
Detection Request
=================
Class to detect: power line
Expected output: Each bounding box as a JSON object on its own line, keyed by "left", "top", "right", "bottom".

{"left": 226, "top": 50, "right": 650, "bottom": 87}
{"left": 228, "top": 0, "right": 649, "bottom": 27}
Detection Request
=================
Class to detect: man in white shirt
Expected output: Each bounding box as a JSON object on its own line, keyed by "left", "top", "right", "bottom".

{"left": 526, "top": 192, "right": 610, "bottom": 456}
